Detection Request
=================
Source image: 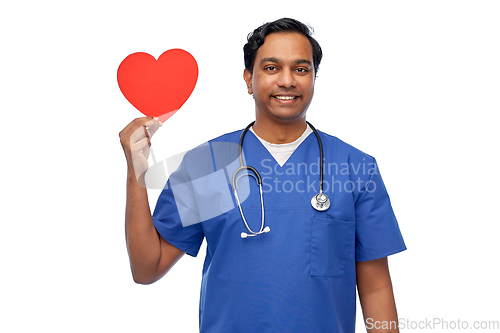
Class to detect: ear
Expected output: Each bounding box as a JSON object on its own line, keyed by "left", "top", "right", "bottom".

{"left": 243, "top": 69, "right": 253, "bottom": 95}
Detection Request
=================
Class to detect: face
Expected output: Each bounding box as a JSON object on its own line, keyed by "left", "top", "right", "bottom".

{"left": 244, "top": 32, "right": 315, "bottom": 124}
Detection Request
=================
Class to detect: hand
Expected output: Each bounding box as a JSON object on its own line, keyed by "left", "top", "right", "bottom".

{"left": 119, "top": 117, "right": 163, "bottom": 184}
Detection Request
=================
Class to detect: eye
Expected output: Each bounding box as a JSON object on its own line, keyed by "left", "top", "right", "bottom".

{"left": 296, "top": 68, "right": 309, "bottom": 73}
{"left": 265, "top": 66, "right": 277, "bottom": 71}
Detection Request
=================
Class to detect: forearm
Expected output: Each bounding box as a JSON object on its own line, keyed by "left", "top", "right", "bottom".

{"left": 125, "top": 170, "right": 162, "bottom": 284}
{"left": 356, "top": 257, "right": 400, "bottom": 333}
{"left": 359, "top": 286, "right": 399, "bottom": 333}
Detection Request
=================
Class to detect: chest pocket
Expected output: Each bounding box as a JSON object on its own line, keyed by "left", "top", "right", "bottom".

{"left": 310, "top": 218, "right": 355, "bottom": 277}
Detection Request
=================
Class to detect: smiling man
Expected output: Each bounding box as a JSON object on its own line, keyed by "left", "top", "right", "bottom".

{"left": 120, "top": 18, "right": 406, "bottom": 333}
{"left": 244, "top": 32, "right": 316, "bottom": 141}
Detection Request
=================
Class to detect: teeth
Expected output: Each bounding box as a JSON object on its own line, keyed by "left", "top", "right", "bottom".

{"left": 275, "top": 96, "right": 296, "bottom": 100}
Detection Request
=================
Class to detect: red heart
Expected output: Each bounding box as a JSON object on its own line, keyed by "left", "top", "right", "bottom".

{"left": 117, "top": 49, "right": 198, "bottom": 123}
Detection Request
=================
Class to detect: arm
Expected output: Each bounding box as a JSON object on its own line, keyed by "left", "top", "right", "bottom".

{"left": 356, "top": 257, "right": 399, "bottom": 333}
{"left": 120, "top": 117, "right": 185, "bottom": 284}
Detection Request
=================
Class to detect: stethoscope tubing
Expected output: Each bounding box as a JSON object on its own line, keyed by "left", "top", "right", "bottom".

{"left": 235, "top": 121, "right": 324, "bottom": 193}
{"left": 232, "top": 121, "right": 328, "bottom": 238}
{"left": 306, "top": 121, "right": 324, "bottom": 194}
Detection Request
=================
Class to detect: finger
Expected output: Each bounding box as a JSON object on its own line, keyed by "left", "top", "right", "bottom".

{"left": 119, "top": 117, "right": 153, "bottom": 138}
{"left": 130, "top": 124, "right": 149, "bottom": 145}
{"left": 144, "top": 117, "right": 162, "bottom": 127}
{"left": 144, "top": 118, "right": 163, "bottom": 138}
{"left": 143, "top": 145, "right": 150, "bottom": 160}
{"left": 147, "top": 123, "right": 161, "bottom": 138}
{"left": 120, "top": 117, "right": 153, "bottom": 150}
{"left": 131, "top": 136, "right": 151, "bottom": 154}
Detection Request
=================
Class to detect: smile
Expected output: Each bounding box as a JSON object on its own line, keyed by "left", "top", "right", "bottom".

{"left": 273, "top": 95, "right": 298, "bottom": 100}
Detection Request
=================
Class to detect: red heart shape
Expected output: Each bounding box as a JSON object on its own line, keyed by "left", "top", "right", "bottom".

{"left": 117, "top": 49, "right": 198, "bottom": 123}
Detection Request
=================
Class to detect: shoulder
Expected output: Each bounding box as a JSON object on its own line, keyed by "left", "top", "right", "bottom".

{"left": 318, "top": 130, "right": 375, "bottom": 162}
{"left": 208, "top": 129, "right": 243, "bottom": 144}
{"left": 185, "top": 129, "right": 242, "bottom": 156}
{"left": 180, "top": 128, "right": 244, "bottom": 174}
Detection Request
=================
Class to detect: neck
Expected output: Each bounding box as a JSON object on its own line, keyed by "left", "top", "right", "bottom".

{"left": 252, "top": 117, "right": 307, "bottom": 144}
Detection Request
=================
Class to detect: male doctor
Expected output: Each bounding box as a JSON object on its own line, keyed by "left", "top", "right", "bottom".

{"left": 120, "top": 18, "right": 406, "bottom": 333}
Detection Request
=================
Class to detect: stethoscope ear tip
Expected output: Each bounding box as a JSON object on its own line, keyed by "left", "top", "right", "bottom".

{"left": 241, "top": 232, "right": 248, "bottom": 239}
{"left": 263, "top": 226, "right": 270, "bottom": 233}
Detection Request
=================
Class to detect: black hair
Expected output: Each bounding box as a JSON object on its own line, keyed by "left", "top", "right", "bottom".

{"left": 243, "top": 18, "right": 323, "bottom": 74}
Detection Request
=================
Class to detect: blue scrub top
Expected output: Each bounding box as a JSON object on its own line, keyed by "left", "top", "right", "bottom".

{"left": 153, "top": 129, "right": 406, "bottom": 333}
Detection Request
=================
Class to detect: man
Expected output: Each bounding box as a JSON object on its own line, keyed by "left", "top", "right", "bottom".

{"left": 119, "top": 18, "right": 406, "bottom": 333}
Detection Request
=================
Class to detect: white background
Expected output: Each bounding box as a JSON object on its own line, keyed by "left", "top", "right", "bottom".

{"left": 1, "top": 0, "right": 499, "bottom": 332}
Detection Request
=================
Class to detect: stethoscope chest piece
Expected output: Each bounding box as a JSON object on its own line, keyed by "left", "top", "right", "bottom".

{"left": 311, "top": 193, "right": 330, "bottom": 211}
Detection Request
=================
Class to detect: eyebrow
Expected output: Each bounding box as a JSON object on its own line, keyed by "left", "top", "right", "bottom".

{"left": 260, "top": 57, "right": 312, "bottom": 67}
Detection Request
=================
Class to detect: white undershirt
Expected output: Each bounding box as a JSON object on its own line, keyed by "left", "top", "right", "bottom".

{"left": 250, "top": 124, "right": 313, "bottom": 167}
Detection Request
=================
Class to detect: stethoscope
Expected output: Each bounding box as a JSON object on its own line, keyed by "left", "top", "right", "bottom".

{"left": 231, "top": 121, "right": 330, "bottom": 239}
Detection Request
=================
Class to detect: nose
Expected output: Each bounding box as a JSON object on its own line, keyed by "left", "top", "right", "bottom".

{"left": 276, "top": 68, "right": 295, "bottom": 88}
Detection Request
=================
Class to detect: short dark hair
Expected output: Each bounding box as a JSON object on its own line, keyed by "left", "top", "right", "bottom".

{"left": 243, "top": 18, "right": 323, "bottom": 74}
